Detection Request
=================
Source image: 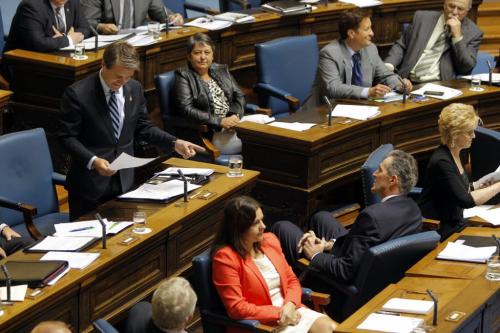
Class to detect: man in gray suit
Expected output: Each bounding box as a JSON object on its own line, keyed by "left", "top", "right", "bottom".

{"left": 81, "top": 0, "right": 183, "bottom": 35}
{"left": 384, "top": 0, "right": 483, "bottom": 82}
{"left": 319, "top": 9, "right": 411, "bottom": 100}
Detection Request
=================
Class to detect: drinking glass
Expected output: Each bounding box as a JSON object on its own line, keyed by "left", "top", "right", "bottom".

{"left": 73, "top": 42, "right": 86, "bottom": 60}
{"left": 227, "top": 155, "right": 243, "bottom": 178}
{"left": 485, "top": 254, "right": 500, "bottom": 281}
{"left": 148, "top": 21, "right": 161, "bottom": 40}
{"left": 469, "top": 75, "right": 482, "bottom": 91}
{"left": 132, "top": 211, "right": 147, "bottom": 233}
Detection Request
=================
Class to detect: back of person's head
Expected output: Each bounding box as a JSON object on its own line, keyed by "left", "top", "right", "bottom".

{"left": 212, "top": 196, "right": 261, "bottom": 258}
{"left": 152, "top": 277, "right": 197, "bottom": 331}
{"left": 102, "top": 41, "right": 140, "bottom": 71}
{"left": 186, "top": 32, "right": 215, "bottom": 54}
{"left": 438, "top": 103, "right": 480, "bottom": 146}
{"left": 31, "top": 321, "right": 71, "bottom": 333}
{"left": 386, "top": 150, "right": 418, "bottom": 195}
{"left": 339, "top": 9, "right": 370, "bottom": 40}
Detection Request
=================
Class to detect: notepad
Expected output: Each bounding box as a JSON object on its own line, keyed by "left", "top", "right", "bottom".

{"left": 436, "top": 241, "right": 496, "bottom": 263}
{"left": 41, "top": 252, "right": 101, "bottom": 270}
{"left": 357, "top": 313, "right": 423, "bottom": 333}
{"left": 331, "top": 104, "right": 380, "bottom": 120}
{"left": 26, "top": 236, "right": 97, "bottom": 252}
{"left": 382, "top": 298, "right": 434, "bottom": 314}
{"left": 411, "top": 83, "right": 462, "bottom": 100}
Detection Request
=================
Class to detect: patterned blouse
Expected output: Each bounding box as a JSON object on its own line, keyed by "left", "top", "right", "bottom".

{"left": 205, "top": 79, "right": 230, "bottom": 117}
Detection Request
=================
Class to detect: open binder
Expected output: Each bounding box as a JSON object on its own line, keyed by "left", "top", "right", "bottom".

{"left": 1, "top": 260, "right": 69, "bottom": 288}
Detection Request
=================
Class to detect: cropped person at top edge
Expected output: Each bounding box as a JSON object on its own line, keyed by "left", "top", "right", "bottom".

{"left": 419, "top": 103, "right": 500, "bottom": 241}
{"left": 174, "top": 33, "right": 245, "bottom": 155}
{"left": 211, "top": 196, "right": 337, "bottom": 333}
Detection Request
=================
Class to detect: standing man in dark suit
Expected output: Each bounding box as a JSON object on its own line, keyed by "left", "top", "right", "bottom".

{"left": 4, "top": 0, "right": 89, "bottom": 53}
{"left": 384, "top": 0, "right": 483, "bottom": 82}
{"left": 81, "top": 0, "right": 183, "bottom": 35}
{"left": 59, "top": 41, "right": 204, "bottom": 220}
{"left": 271, "top": 150, "right": 422, "bottom": 284}
{"left": 319, "top": 9, "right": 412, "bottom": 100}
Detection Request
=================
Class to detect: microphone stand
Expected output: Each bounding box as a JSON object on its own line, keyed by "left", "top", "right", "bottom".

{"left": 177, "top": 169, "right": 188, "bottom": 203}
{"left": 397, "top": 77, "right": 407, "bottom": 104}
{"left": 95, "top": 213, "right": 107, "bottom": 249}
{"left": 427, "top": 289, "right": 438, "bottom": 327}
{"left": 1, "top": 265, "right": 13, "bottom": 305}
{"left": 163, "top": 6, "right": 170, "bottom": 34}
{"left": 89, "top": 25, "right": 99, "bottom": 53}
{"left": 487, "top": 60, "right": 493, "bottom": 86}
{"left": 323, "top": 96, "right": 334, "bottom": 127}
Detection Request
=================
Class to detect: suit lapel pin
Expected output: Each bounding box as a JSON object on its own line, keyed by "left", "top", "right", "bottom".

{"left": 129, "top": 96, "right": 133, "bottom": 102}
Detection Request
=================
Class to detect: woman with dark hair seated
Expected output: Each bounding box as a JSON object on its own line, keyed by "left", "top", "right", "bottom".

{"left": 174, "top": 32, "right": 245, "bottom": 155}
{"left": 419, "top": 103, "right": 500, "bottom": 240}
{"left": 212, "top": 196, "right": 337, "bottom": 333}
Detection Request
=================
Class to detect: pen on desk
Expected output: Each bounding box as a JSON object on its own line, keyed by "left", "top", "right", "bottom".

{"left": 376, "top": 310, "right": 400, "bottom": 316}
{"left": 69, "top": 226, "right": 95, "bottom": 232}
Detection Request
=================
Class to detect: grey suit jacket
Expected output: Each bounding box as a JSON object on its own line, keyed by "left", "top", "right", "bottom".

{"left": 384, "top": 10, "right": 483, "bottom": 80}
{"left": 319, "top": 40, "right": 400, "bottom": 99}
{"left": 81, "top": 0, "right": 171, "bottom": 29}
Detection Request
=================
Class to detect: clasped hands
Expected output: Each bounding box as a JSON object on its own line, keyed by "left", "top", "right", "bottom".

{"left": 52, "top": 26, "right": 84, "bottom": 44}
{"left": 278, "top": 302, "right": 301, "bottom": 328}
{"left": 368, "top": 79, "right": 412, "bottom": 99}
{"left": 297, "top": 230, "right": 334, "bottom": 260}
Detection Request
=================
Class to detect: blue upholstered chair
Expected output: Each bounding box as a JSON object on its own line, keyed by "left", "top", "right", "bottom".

{"left": 220, "top": 0, "right": 262, "bottom": 11}
{"left": 163, "top": 0, "right": 217, "bottom": 18}
{"left": 0, "top": 128, "right": 68, "bottom": 239}
{"left": 0, "top": 0, "right": 21, "bottom": 39}
{"left": 192, "top": 249, "right": 330, "bottom": 333}
{"left": 471, "top": 51, "right": 495, "bottom": 75}
{"left": 93, "top": 319, "right": 119, "bottom": 333}
{"left": 471, "top": 126, "right": 500, "bottom": 204}
{"left": 255, "top": 35, "right": 319, "bottom": 118}
{"left": 299, "top": 231, "right": 440, "bottom": 322}
{"left": 0, "top": 7, "right": 4, "bottom": 54}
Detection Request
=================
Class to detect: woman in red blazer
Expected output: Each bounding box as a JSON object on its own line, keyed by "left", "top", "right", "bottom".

{"left": 212, "top": 196, "right": 336, "bottom": 333}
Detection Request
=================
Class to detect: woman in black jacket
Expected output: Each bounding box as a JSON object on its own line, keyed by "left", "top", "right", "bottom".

{"left": 419, "top": 103, "right": 500, "bottom": 240}
{"left": 174, "top": 32, "right": 245, "bottom": 154}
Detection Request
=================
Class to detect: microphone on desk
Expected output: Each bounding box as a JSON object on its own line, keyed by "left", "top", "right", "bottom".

{"left": 323, "top": 96, "right": 334, "bottom": 127}
{"left": 177, "top": 169, "right": 188, "bottom": 202}
{"left": 397, "top": 76, "right": 407, "bottom": 104}
{"left": 493, "top": 234, "right": 500, "bottom": 255}
{"left": 89, "top": 25, "right": 99, "bottom": 53}
{"left": 487, "top": 60, "right": 494, "bottom": 86}
{"left": 426, "top": 289, "right": 438, "bottom": 326}
{"left": 163, "top": 6, "right": 171, "bottom": 33}
{"left": 95, "top": 213, "right": 107, "bottom": 249}
{"left": 1, "top": 264, "right": 12, "bottom": 304}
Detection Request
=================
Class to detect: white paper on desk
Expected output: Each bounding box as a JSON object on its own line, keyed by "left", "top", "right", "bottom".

{"left": 134, "top": 23, "right": 167, "bottom": 31}
{"left": 476, "top": 207, "right": 500, "bottom": 226}
{"left": 411, "top": 83, "right": 463, "bottom": 100}
{"left": 462, "top": 73, "right": 500, "bottom": 82}
{"left": 339, "top": 0, "right": 382, "bottom": 8}
{"left": 54, "top": 220, "right": 133, "bottom": 237}
{"left": 330, "top": 104, "right": 380, "bottom": 120}
{"left": 269, "top": 122, "right": 316, "bottom": 131}
{"left": 437, "top": 241, "right": 496, "bottom": 263}
{"left": 0, "top": 285, "right": 28, "bottom": 302}
{"left": 184, "top": 17, "right": 233, "bottom": 30}
{"left": 110, "top": 152, "right": 156, "bottom": 171}
{"left": 47, "top": 266, "right": 70, "bottom": 286}
{"left": 383, "top": 91, "right": 404, "bottom": 103}
{"left": 213, "top": 12, "right": 255, "bottom": 23}
{"left": 60, "top": 40, "right": 111, "bottom": 51}
{"left": 156, "top": 167, "right": 214, "bottom": 176}
{"left": 240, "top": 114, "right": 275, "bottom": 124}
{"left": 60, "top": 33, "right": 131, "bottom": 51}
{"left": 119, "top": 179, "right": 201, "bottom": 201}
{"left": 30, "top": 236, "right": 96, "bottom": 251}
{"left": 382, "top": 298, "right": 434, "bottom": 315}
{"left": 41, "top": 251, "right": 100, "bottom": 270}
{"left": 357, "top": 313, "right": 423, "bottom": 333}
{"left": 127, "top": 34, "right": 156, "bottom": 47}
{"left": 463, "top": 205, "right": 494, "bottom": 219}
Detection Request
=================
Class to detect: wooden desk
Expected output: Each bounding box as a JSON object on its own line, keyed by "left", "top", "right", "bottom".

{"left": 0, "top": 158, "right": 259, "bottom": 333}
{"left": 0, "top": 89, "right": 13, "bottom": 134}
{"left": 236, "top": 82, "right": 500, "bottom": 225}
{"left": 336, "top": 275, "right": 499, "bottom": 333}
{"left": 3, "top": 0, "right": 482, "bottom": 172}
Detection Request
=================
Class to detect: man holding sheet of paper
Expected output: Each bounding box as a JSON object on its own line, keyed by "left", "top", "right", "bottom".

{"left": 318, "top": 9, "right": 411, "bottom": 100}
{"left": 59, "top": 41, "right": 204, "bottom": 220}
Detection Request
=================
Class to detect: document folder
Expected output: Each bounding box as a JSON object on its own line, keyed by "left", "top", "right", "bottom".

{"left": 1, "top": 260, "right": 69, "bottom": 288}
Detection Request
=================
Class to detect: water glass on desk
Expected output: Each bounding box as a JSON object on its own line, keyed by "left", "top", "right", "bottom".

{"left": 485, "top": 255, "right": 500, "bottom": 281}
{"left": 227, "top": 155, "right": 243, "bottom": 178}
{"left": 73, "top": 42, "right": 86, "bottom": 60}
{"left": 469, "top": 75, "right": 482, "bottom": 91}
{"left": 148, "top": 21, "right": 161, "bottom": 40}
{"left": 132, "top": 211, "right": 147, "bottom": 233}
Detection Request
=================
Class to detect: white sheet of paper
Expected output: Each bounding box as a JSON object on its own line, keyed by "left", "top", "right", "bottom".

{"left": 184, "top": 17, "right": 232, "bottom": 30}
{"left": 437, "top": 241, "right": 496, "bottom": 263}
{"left": 331, "top": 104, "right": 380, "bottom": 120}
{"left": 119, "top": 179, "right": 200, "bottom": 201}
{"left": 382, "top": 298, "right": 434, "bottom": 314}
{"left": 269, "top": 122, "right": 316, "bottom": 131}
{"left": 339, "top": 0, "right": 382, "bottom": 8}
{"left": 54, "top": 220, "right": 133, "bottom": 237}
{"left": 127, "top": 34, "right": 157, "bottom": 47}
{"left": 357, "top": 313, "right": 423, "bottom": 333}
{"left": 47, "top": 266, "right": 70, "bottom": 286}
{"left": 411, "top": 83, "right": 463, "bottom": 100}
{"left": 0, "top": 285, "right": 28, "bottom": 302}
{"left": 240, "top": 114, "right": 276, "bottom": 124}
{"left": 462, "top": 73, "right": 500, "bottom": 82}
{"left": 60, "top": 33, "right": 131, "bottom": 51}
{"left": 476, "top": 207, "right": 500, "bottom": 226}
{"left": 110, "top": 152, "right": 156, "bottom": 171}
{"left": 41, "top": 252, "right": 101, "bottom": 270}
{"left": 156, "top": 167, "right": 214, "bottom": 176}
{"left": 463, "top": 205, "right": 494, "bottom": 218}
{"left": 30, "top": 236, "right": 95, "bottom": 251}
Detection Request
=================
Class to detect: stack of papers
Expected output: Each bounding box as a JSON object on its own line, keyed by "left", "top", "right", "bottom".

{"left": 462, "top": 73, "right": 500, "bottom": 82}
{"left": 262, "top": 0, "right": 312, "bottom": 15}
{"left": 127, "top": 33, "right": 157, "bottom": 47}
{"left": 156, "top": 167, "right": 214, "bottom": 176}
{"left": 213, "top": 12, "right": 255, "bottom": 24}
{"left": 269, "top": 122, "right": 316, "bottom": 131}
{"left": 475, "top": 207, "right": 500, "bottom": 226}
{"left": 331, "top": 104, "right": 380, "bottom": 120}
{"left": 60, "top": 33, "right": 132, "bottom": 51}
{"left": 411, "top": 83, "right": 463, "bottom": 100}
{"left": 382, "top": 298, "right": 434, "bottom": 314}
{"left": 119, "top": 179, "right": 200, "bottom": 201}
{"left": 357, "top": 313, "right": 423, "bottom": 333}
{"left": 437, "top": 241, "right": 496, "bottom": 263}
{"left": 28, "top": 236, "right": 96, "bottom": 252}
{"left": 339, "top": 0, "right": 382, "bottom": 8}
{"left": 53, "top": 220, "right": 133, "bottom": 237}
{"left": 0, "top": 285, "right": 28, "bottom": 302}
{"left": 41, "top": 252, "right": 100, "bottom": 270}
{"left": 463, "top": 205, "right": 494, "bottom": 219}
{"left": 240, "top": 114, "right": 275, "bottom": 124}
{"left": 185, "top": 17, "right": 232, "bottom": 30}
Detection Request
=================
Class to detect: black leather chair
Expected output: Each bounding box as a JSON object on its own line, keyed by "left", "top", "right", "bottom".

{"left": 299, "top": 231, "right": 440, "bottom": 322}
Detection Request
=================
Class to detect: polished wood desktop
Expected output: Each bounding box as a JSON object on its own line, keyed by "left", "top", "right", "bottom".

{"left": 236, "top": 82, "right": 500, "bottom": 224}
{"left": 0, "top": 89, "right": 13, "bottom": 134}
{"left": 0, "top": 158, "right": 259, "bottom": 333}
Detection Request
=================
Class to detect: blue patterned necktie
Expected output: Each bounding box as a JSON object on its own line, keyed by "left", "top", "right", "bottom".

{"left": 55, "top": 7, "right": 66, "bottom": 34}
{"left": 351, "top": 52, "right": 363, "bottom": 86}
{"left": 108, "top": 90, "right": 120, "bottom": 140}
